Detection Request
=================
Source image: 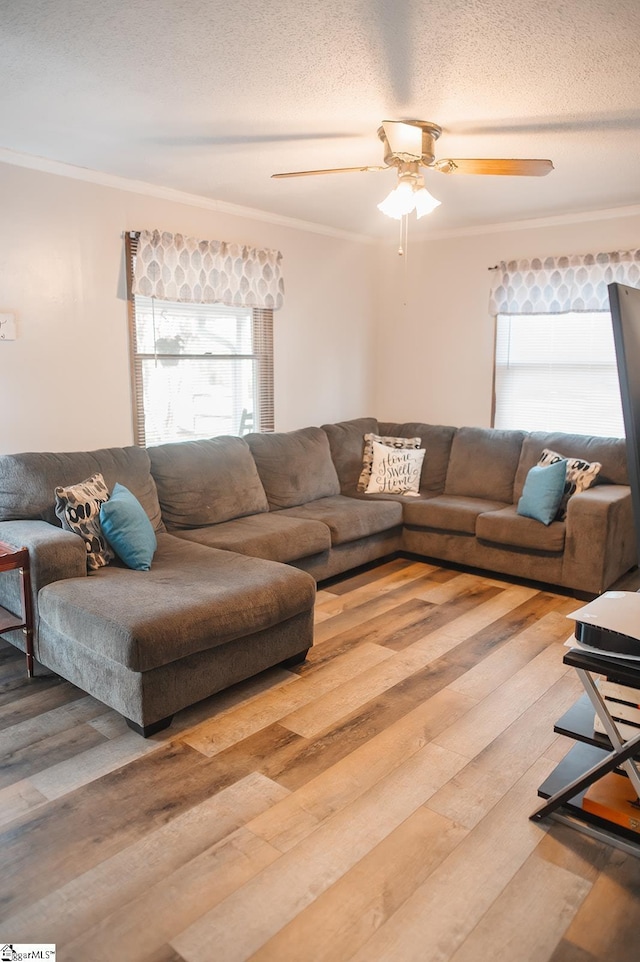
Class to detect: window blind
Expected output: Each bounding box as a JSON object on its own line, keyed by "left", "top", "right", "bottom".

{"left": 494, "top": 312, "right": 624, "bottom": 437}
{"left": 126, "top": 234, "right": 274, "bottom": 446}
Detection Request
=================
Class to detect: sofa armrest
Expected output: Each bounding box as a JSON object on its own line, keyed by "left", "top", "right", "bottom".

{"left": 562, "top": 485, "right": 636, "bottom": 594}
{"left": 0, "top": 520, "right": 87, "bottom": 639}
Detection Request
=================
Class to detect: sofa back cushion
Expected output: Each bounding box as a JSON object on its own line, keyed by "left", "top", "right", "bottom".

{"left": 321, "top": 417, "right": 379, "bottom": 494}
{"left": 0, "top": 446, "right": 164, "bottom": 531}
{"left": 148, "top": 436, "right": 268, "bottom": 528}
{"left": 246, "top": 426, "right": 341, "bottom": 508}
{"left": 444, "top": 426, "right": 525, "bottom": 503}
{"left": 378, "top": 422, "right": 457, "bottom": 495}
{"left": 513, "top": 431, "right": 629, "bottom": 501}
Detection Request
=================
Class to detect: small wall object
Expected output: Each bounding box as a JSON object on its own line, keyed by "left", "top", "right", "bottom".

{"left": 0, "top": 314, "right": 17, "bottom": 340}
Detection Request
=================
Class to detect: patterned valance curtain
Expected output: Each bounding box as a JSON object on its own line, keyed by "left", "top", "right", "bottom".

{"left": 132, "top": 229, "right": 284, "bottom": 310}
{"left": 489, "top": 249, "right": 640, "bottom": 315}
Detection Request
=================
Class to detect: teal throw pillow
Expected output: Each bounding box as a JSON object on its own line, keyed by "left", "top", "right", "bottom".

{"left": 517, "top": 459, "right": 568, "bottom": 526}
{"left": 99, "top": 483, "right": 157, "bottom": 570}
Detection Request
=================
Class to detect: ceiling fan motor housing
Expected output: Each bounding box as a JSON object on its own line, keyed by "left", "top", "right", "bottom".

{"left": 378, "top": 121, "right": 442, "bottom": 167}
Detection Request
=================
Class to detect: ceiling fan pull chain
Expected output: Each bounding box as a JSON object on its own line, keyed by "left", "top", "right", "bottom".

{"left": 398, "top": 214, "right": 410, "bottom": 258}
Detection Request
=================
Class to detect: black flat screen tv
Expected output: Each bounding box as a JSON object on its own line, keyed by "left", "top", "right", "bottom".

{"left": 609, "top": 281, "right": 640, "bottom": 567}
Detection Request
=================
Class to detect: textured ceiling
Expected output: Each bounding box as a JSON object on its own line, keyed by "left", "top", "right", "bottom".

{"left": 2, "top": 0, "right": 640, "bottom": 237}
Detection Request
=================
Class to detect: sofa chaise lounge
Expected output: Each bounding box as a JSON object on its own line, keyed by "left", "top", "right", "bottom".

{"left": 0, "top": 417, "right": 634, "bottom": 734}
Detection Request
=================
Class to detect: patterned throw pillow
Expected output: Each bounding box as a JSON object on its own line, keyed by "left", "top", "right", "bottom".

{"left": 365, "top": 441, "right": 426, "bottom": 495}
{"left": 537, "top": 448, "right": 602, "bottom": 520}
{"left": 55, "top": 472, "right": 114, "bottom": 570}
{"left": 357, "top": 433, "right": 422, "bottom": 492}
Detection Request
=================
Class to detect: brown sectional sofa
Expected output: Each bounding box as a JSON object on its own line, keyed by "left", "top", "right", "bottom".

{"left": 0, "top": 417, "right": 634, "bottom": 734}
{"left": 0, "top": 445, "right": 316, "bottom": 735}
{"left": 371, "top": 420, "right": 635, "bottom": 597}
{"left": 149, "top": 426, "right": 405, "bottom": 583}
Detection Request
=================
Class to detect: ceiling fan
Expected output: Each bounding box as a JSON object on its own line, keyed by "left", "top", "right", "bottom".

{"left": 272, "top": 120, "right": 553, "bottom": 219}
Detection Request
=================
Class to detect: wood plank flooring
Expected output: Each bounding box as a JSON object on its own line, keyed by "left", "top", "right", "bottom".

{"left": 1, "top": 558, "right": 640, "bottom": 961}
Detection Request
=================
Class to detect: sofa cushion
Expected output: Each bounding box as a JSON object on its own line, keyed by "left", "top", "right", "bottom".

{"left": 403, "top": 495, "right": 508, "bottom": 534}
{"left": 477, "top": 506, "right": 566, "bottom": 552}
{"left": 513, "top": 432, "right": 628, "bottom": 501}
{"left": 246, "top": 427, "right": 340, "bottom": 509}
{"left": 377, "top": 422, "right": 457, "bottom": 495}
{"left": 148, "top": 436, "right": 268, "bottom": 529}
{"left": 321, "top": 417, "right": 379, "bottom": 494}
{"left": 173, "top": 513, "right": 331, "bottom": 563}
{"left": 444, "top": 426, "right": 525, "bottom": 503}
{"left": 37, "top": 533, "right": 316, "bottom": 672}
{"left": 0, "top": 446, "right": 164, "bottom": 531}
{"left": 278, "top": 495, "right": 402, "bottom": 546}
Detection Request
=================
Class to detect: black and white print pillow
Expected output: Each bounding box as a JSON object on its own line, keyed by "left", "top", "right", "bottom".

{"left": 537, "top": 448, "right": 602, "bottom": 520}
{"left": 55, "top": 472, "right": 114, "bottom": 570}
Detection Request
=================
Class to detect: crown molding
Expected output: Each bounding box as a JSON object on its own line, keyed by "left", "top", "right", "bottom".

{"left": 409, "top": 202, "right": 640, "bottom": 241}
{"left": 2, "top": 145, "right": 639, "bottom": 245}
{"left": 0, "top": 146, "right": 374, "bottom": 244}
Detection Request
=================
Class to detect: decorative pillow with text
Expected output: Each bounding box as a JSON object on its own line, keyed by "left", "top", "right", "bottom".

{"left": 365, "top": 440, "right": 426, "bottom": 495}
{"left": 357, "top": 433, "right": 422, "bottom": 492}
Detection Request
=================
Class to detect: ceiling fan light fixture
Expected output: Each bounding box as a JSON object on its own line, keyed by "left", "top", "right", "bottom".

{"left": 413, "top": 185, "right": 441, "bottom": 218}
{"left": 377, "top": 180, "right": 417, "bottom": 219}
{"left": 377, "top": 170, "right": 441, "bottom": 220}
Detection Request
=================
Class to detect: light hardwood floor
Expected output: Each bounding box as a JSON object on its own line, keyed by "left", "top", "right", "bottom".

{"left": 2, "top": 558, "right": 640, "bottom": 961}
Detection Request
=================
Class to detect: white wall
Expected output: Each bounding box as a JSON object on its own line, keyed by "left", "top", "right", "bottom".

{"left": 3, "top": 156, "right": 638, "bottom": 454}
{"left": 373, "top": 212, "right": 640, "bottom": 427}
{"left": 0, "top": 161, "right": 376, "bottom": 453}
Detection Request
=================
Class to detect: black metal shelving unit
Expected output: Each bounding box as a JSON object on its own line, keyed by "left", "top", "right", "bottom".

{"left": 532, "top": 647, "right": 640, "bottom": 856}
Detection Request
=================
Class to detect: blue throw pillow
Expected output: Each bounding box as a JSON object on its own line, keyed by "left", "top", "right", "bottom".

{"left": 99, "top": 483, "right": 157, "bottom": 570}
{"left": 517, "top": 459, "right": 568, "bottom": 526}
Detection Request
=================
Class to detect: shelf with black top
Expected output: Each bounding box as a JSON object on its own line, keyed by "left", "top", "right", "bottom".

{"left": 563, "top": 645, "right": 640, "bottom": 688}
{"left": 554, "top": 692, "right": 640, "bottom": 758}
{"left": 531, "top": 644, "right": 640, "bottom": 856}
{"left": 537, "top": 742, "right": 640, "bottom": 847}
{"left": 0, "top": 540, "right": 34, "bottom": 677}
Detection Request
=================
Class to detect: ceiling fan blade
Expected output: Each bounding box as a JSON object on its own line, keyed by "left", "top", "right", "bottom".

{"left": 434, "top": 158, "right": 554, "bottom": 176}
{"left": 153, "top": 131, "right": 360, "bottom": 147}
{"left": 447, "top": 111, "right": 640, "bottom": 136}
{"left": 272, "top": 165, "right": 388, "bottom": 179}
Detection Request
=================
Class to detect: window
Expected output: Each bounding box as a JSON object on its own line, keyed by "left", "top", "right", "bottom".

{"left": 489, "top": 248, "right": 640, "bottom": 438}
{"left": 493, "top": 312, "right": 624, "bottom": 437}
{"left": 126, "top": 234, "right": 273, "bottom": 446}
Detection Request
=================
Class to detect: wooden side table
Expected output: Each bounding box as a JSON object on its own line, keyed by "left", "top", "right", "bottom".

{"left": 0, "top": 540, "right": 35, "bottom": 677}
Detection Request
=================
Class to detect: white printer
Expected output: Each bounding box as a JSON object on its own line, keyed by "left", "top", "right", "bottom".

{"left": 568, "top": 591, "right": 640, "bottom": 658}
